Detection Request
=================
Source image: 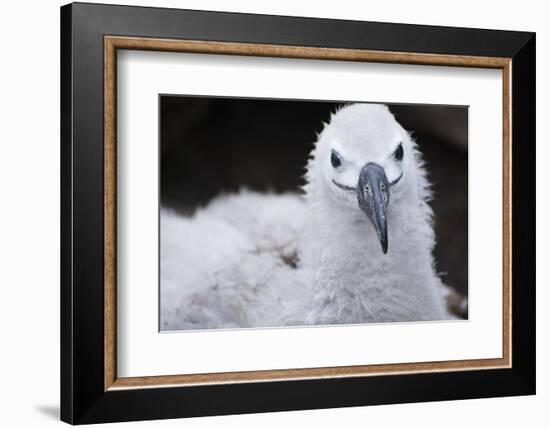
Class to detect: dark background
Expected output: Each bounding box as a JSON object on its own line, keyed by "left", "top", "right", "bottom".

{"left": 160, "top": 96, "right": 468, "bottom": 297}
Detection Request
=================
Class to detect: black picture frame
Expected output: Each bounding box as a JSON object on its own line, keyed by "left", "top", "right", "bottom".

{"left": 61, "top": 2, "right": 535, "bottom": 424}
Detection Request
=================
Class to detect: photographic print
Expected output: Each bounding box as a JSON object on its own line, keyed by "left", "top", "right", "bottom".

{"left": 160, "top": 97, "right": 468, "bottom": 331}
{"left": 62, "top": 6, "right": 534, "bottom": 422}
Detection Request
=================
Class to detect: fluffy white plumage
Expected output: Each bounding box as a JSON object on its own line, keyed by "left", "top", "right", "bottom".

{"left": 161, "top": 103, "right": 450, "bottom": 331}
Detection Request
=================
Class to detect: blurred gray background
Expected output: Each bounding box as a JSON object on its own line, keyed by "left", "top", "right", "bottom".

{"left": 160, "top": 97, "right": 468, "bottom": 297}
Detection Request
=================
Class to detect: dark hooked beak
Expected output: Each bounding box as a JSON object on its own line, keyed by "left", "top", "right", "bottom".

{"left": 357, "top": 163, "right": 390, "bottom": 254}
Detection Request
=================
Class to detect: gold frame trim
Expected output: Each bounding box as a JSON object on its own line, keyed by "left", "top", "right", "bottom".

{"left": 104, "top": 36, "right": 512, "bottom": 391}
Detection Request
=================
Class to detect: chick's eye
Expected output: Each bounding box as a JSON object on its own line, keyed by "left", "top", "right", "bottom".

{"left": 394, "top": 143, "right": 404, "bottom": 161}
{"left": 331, "top": 151, "right": 342, "bottom": 168}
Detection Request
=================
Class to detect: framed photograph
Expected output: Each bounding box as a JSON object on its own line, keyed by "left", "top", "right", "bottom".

{"left": 60, "top": 2, "right": 535, "bottom": 424}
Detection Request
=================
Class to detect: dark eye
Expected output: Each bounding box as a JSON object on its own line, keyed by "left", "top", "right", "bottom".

{"left": 394, "top": 143, "right": 404, "bottom": 161}
{"left": 331, "top": 151, "right": 342, "bottom": 168}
